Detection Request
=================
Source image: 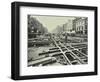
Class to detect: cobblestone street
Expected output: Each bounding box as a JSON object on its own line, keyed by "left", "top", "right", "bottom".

{"left": 28, "top": 34, "right": 87, "bottom": 66}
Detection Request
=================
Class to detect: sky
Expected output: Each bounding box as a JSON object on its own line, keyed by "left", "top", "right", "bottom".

{"left": 31, "top": 15, "right": 76, "bottom": 32}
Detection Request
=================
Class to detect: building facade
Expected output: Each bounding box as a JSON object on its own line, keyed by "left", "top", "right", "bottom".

{"left": 73, "top": 17, "right": 88, "bottom": 35}
{"left": 63, "top": 19, "right": 73, "bottom": 33}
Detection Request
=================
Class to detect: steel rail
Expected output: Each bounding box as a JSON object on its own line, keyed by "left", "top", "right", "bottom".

{"left": 52, "top": 37, "right": 72, "bottom": 65}
{"left": 59, "top": 42, "right": 86, "bottom": 64}
{"left": 68, "top": 44, "right": 88, "bottom": 58}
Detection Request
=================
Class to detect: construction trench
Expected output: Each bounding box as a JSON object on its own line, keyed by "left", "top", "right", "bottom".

{"left": 28, "top": 34, "right": 88, "bottom": 67}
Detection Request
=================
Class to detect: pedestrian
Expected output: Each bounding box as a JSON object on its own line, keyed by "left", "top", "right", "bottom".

{"left": 65, "top": 33, "right": 68, "bottom": 43}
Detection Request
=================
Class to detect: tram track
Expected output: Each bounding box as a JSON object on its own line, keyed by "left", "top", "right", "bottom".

{"left": 52, "top": 36, "right": 87, "bottom": 65}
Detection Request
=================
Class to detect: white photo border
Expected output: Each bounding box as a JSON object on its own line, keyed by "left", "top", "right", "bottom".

{"left": 20, "top": 6, "right": 95, "bottom": 76}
